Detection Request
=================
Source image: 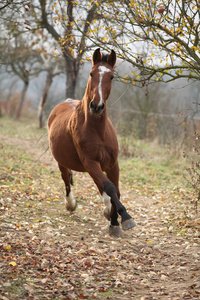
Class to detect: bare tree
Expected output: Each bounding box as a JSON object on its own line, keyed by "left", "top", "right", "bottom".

{"left": 88, "top": 0, "right": 200, "bottom": 86}
{"left": 1, "top": 35, "right": 40, "bottom": 119}
{"left": 38, "top": 54, "right": 62, "bottom": 128}
{"left": 35, "top": 0, "right": 106, "bottom": 98}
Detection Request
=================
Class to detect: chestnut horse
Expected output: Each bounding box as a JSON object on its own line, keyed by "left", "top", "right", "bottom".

{"left": 48, "top": 48, "right": 136, "bottom": 236}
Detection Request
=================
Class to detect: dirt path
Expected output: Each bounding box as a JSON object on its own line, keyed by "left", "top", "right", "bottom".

{"left": 0, "top": 130, "right": 200, "bottom": 300}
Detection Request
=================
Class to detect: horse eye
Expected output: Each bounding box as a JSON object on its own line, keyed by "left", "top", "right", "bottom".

{"left": 111, "top": 76, "right": 114, "bottom": 80}
{"left": 90, "top": 72, "right": 93, "bottom": 77}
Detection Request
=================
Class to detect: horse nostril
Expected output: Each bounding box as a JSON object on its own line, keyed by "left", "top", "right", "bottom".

{"left": 90, "top": 101, "right": 105, "bottom": 114}
{"left": 99, "top": 103, "right": 105, "bottom": 111}
{"left": 90, "top": 101, "right": 96, "bottom": 110}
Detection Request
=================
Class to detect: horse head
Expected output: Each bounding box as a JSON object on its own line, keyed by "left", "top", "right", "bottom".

{"left": 88, "top": 48, "right": 116, "bottom": 117}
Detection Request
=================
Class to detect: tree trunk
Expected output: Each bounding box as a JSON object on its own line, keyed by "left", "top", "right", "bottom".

{"left": 65, "top": 58, "right": 79, "bottom": 99}
{"left": 14, "top": 81, "right": 29, "bottom": 120}
{"left": 38, "top": 73, "right": 53, "bottom": 128}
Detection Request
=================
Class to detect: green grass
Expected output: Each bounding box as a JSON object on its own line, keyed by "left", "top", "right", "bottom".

{"left": 0, "top": 116, "right": 45, "bottom": 137}
{"left": 0, "top": 117, "right": 188, "bottom": 194}
{"left": 119, "top": 147, "right": 186, "bottom": 198}
{"left": 0, "top": 117, "right": 197, "bottom": 224}
{"left": 0, "top": 116, "right": 192, "bottom": 225}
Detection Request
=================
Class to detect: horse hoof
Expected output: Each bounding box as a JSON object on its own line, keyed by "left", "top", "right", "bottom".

{"left": 109, "top": 225, "right": 122, "bottom": 237}
{"left": 122, "top": 218, "right": 137, "bottom": 231}
{"left": 66, "top": 203, "right": 77, "bottom": 211}
{"left": 104, "top": 208, "right": 111, "bottom": 221}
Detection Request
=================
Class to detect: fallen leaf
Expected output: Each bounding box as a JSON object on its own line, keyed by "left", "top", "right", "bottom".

{"left": 8, "top": 261, "right": 17, "bottom": 267}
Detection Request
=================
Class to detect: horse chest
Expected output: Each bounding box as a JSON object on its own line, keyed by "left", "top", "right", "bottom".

{"left": 74, "top": 131, "right": 116, "bottom": 167}
{"left": 70, "top": 111, "right": 118, "bottom": 169}
{"left": 98, "top": 146, "right": 117, "bottom": 170}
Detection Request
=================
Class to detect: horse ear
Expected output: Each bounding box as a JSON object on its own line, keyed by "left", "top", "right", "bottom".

{"left": 107, "top": 50, "right": 117, "bottom": 68}
{"left": 92, "top": 48, "right": 102, "bottom": 65}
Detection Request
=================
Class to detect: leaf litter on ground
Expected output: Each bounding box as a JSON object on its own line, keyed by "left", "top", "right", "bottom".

{"left": 0, "top": 118, "right": 200, "bottom": 299}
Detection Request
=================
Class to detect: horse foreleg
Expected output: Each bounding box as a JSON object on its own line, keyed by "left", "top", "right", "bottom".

{"left": 106, "top": 162, "right": 137, "bottom": 231}
{"left": 103, "top": 180, "right": 137, "bottom": 231}
{"left": 105, "top": 163, "right": 122, "bottom": 236}
{"left": 58, "top": 164, "right": 77, "bottom": 212}
{"left": 85, "top": 161, "right": 136, "bottom": 234}
{"left": 101, "top": 191, "right": 122, "bottom": 236}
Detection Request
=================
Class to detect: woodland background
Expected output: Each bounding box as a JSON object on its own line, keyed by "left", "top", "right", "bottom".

{"left": 1, "top": 0, "right": 200, "bottom": 144}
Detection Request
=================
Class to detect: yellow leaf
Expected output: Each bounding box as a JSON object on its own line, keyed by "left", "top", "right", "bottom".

{"left": 146, "top": 240, "right": 153, "bottom": 243}
{"left": 6, "top": 245, "right": 11, "bottom": 250}
{"left": 153, "top": 39, "right": 158, "bottom": 46}
{"left": 9, "top": 261, "right": 17, "bottom": 266}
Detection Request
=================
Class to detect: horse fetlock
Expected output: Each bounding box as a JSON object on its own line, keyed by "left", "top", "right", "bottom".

{"left": 102, "top": 192, "right": 111, "bottom": 220}
{"left": 109, "top": 225, "right": 122, "bottom": 237}
{"left": 104, "top": 207, "right": 111, "bottom": 220}
{"left": 66, "top": 192, "right": 77, "bottom": 211}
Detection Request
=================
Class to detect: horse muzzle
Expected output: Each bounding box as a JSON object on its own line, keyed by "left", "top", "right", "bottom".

{"left": 89, "top": 101, "right": 105, "bottom": 116}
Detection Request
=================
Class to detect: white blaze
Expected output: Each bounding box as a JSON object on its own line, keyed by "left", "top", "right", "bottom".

{"left": 98, "top": 66, "right": 110, "bottom": 106}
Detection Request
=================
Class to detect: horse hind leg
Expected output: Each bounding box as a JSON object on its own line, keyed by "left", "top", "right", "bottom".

{"left": 58, "top": 164, "right": 77, "bottom": 211}
{"left": 102, "top": 192, "right": 111, "bottom": 221}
